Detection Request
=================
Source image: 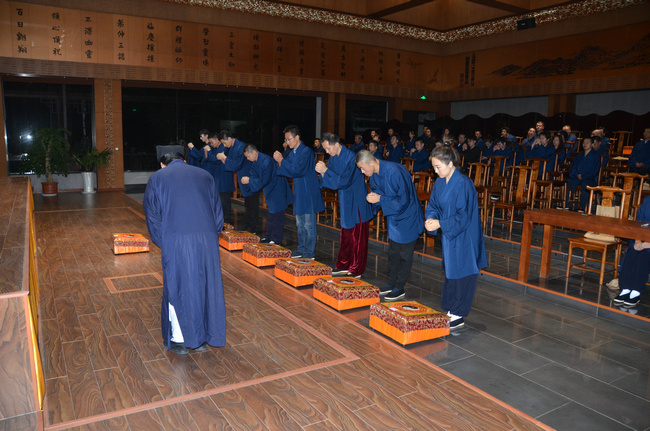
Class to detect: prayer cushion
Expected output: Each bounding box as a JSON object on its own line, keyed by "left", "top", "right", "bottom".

{"left": 369, "top": 301, "right": 449, "bottom": 345}
{"left": 219, "top": 230, "right": 260, "bottom": 251}
{"left": 313, "top": 277, "right": 380, "bottom": 310}
{"left": 113, "top": 233, "right": 149, "bottom": 255}
{"left": 274, "top": 258, "right": 332, "bottom": 287}
{"left": 242, "top": 243, "right": 292, "bottom": 267}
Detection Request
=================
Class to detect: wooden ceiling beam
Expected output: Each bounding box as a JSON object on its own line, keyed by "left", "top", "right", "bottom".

{"left": 367, "top": 0, "right": 438, "bottom": 19}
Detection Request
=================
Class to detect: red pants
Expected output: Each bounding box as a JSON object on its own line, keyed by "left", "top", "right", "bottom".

{"left": 336, "top": 219, "right": 370, "bottom": 275}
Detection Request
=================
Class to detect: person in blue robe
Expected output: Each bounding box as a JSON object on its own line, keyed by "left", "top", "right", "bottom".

{"left": 549, "top": 134, "right": 567, "bottom": 172}
{"left": 203, "top": 133, "right": 235, "bottom": 224}
{"left": 385, "top": 135, "right": 405, "bottom": 163}
{"left": 241, "top": 145, "right": 293, "bottom": 244}
{"left": 405, "top": 130, "right": 417, "bottom": 152}
{"left": 410, "top": 138, "right": 431, "bottom": 172}
{"left": 368, "top": 141, "right": 383, "bottom": 160}
{"left": 628, "top": 128, "right": 650, "bottom": 175}
{"left": 274, "top": 125, "right": 325, "bottom": 259}
{"left": 217, "top": 130, "right": 260, "bottom": 233}
{"left": 566, "top": 136, "right": 602, "bottom": 211}
{"left": 475, "top": 130, "right": 486, "bottom": 151}
{"left": 591, "top": 136, "right": 609, "bottom": 167}
{"left": 491, "top": 139, "right": 515, "bottom": 169}
{"left": 317, "top": 133, "right": 373, "bottom": 277}
{"left": 425, "top": 146, "right": 487, "bottom": 329}
{"left": 348, "top": 134, "right": 366, "bottom": 153}
{"left": 186, "top": 129, "right": 210, "bottom": 167}
{"left": 143, "top": 153, "right": 226, "bottom": 355}
{"left": 613, "top": 196, "right": 650, "bottom": 308}
{"left": 526, "top": 132, "right": 555, "bottom": 178}
{"left": 356, "top": 150, "right": 424, "bottom": 301}
{"left": 521, "top": 128, "right": 536, "bottom": 147}
{"left": 500, "top": 127, "right": 517, "bottom": 146}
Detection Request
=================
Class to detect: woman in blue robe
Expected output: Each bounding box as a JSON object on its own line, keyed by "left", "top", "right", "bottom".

{"left": 143, "top": 153, "right": 226, "bottom": 354}
{"left": 425, "top": 146, "right": 487, "bottom": 329}
{"left": 613, "top": 196, "right": 650, "bottom": 308}
{"left": 566, "top": 137, "right": 601, "bottom": 211}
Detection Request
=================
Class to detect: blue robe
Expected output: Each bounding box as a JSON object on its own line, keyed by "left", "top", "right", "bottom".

{"left": 348, "top": 142, "right": 366, "bottom": 153}
{"left": 386, "top": 144, "right": 405, "bottom": 163}
{"left": 593, "top": 146, "right": 609, "bottom": 167}
{"left": 425, "top": 169, "right": 487, "bottom": 279}
{"left": 405, "top": 138, "right": 417, "bottom": 152}
{"left": 205, "top": 146, "right": 236, "bottom": 193}
{"left": 320, "top": 146, "right": 372, "bottom": 229}
{"left": 222, "top": 138, "right": 254, "bottom": 196}
{"left": 412, "top": 148, "right": 431, "bottom": 172}
{"left": 247, "top": 152, "right": 293, "bottom": 214}
{"left": 143, "top": 159, "right": 226, "bottom": 350}
{"left": 628, "top": 140, "right": 650, "bottom": 172}
{"left": 369, "top": 161, "right": 424, "bottom": 243}
{"left": 187, "top": 147, "right": 204, "bottom": 167}
{"left": 491, "top": 147, "right": 514, "bottom": 169}
{"left": 569, "top": 150, "right": 601, "bottom": 183}
{"left": 277, "top": 142, "right": 325, "bottom": 215}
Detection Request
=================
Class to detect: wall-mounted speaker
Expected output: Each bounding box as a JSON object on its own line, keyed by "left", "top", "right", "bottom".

{"left": 516, "top": 17, "right": 536, "bottom": 30}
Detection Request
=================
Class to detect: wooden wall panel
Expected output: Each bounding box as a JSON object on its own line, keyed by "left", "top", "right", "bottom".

{"left": 0, "top": 83, "right": 6, "bottom": 178}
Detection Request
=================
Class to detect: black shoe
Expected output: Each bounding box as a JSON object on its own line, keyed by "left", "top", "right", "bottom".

{"left": 449, "top": 317, "right": 465, "bottom": 329}
{"left": 291, "top": 252, "right": 303, "bottom": 258}
{"left": 332, "top": 267, "right": 348, "bottom": 275}
{"left": 384, "top": 288, "right": 405, "bottom": 301}
{"left": 379, "top": 284, "right": 393, "bottom": 295}
{"left": 170, "top": 341, "right": 188, "bottom": 355}
{"left": 347, "top": 272, "right": 362, "bottom": 279}
{"left": 259, "top": 237, "right": 271, "bottom": 243}
{"left": 194, "top": 342, "right": 209, "bottom": 352}
{"left": 613, "top": 291, "right": 629, "bottom": 306}
{"left": 623, "top": 293, "right": 640, "bottom": 308}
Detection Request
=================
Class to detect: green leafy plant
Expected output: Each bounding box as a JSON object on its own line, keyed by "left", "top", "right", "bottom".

{"left": 74, "top": 147, "right": 112, "bottom": 172}
{"left": 22, "top": 128, "right": 71, "bottom": 183}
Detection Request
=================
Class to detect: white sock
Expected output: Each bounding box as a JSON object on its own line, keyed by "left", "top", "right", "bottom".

{"left": 169, "top": 303, "right": 184, "bottom": 343}
{"left": 619, "top": 289, "right": 630, "bottom": 296}
{"left": 629, "top": 290, "right": 640, "bottom": 299}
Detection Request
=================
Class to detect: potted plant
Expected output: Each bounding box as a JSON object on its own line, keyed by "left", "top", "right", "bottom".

{"left": 74, "top": 147, "right": 112, "bottom": 194}
{"left": 21, "top": 128, "right": 71, "bottom": 196}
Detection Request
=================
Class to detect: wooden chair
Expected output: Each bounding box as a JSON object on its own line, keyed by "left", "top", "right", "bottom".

{"left": 490, "top": 165, "right": 533, "bottom": 234}
{"left": 565, "top": 186, "right": 630, "bottom": 289}
{"left": 468, "top": 163, "right": 491, "bottom": 228}
{"left": 315, "top": 153, "right": 326, "bottom": 163}
{"left": 412, "top": 172, "right": 436, "bottom": 250}
{"left": 401, "top": 157, "right": 415, "bottom": 172}
{"left": 612, "top": 172, "right": 648, "bottom": 219}
{"left": 318, "top": 189, "right": 338, "bottom": 226}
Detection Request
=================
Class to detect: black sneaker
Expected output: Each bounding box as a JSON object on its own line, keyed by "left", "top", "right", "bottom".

{"left": 259, "top": 237, "right": 271, "bottom": 243}
{"left": 449, "top": 317, "right": 465, "bottom": 329}
{"left": 379, "top": 284, "right": 393, "bottom": 295}
{"left": 347, "top": 272, "right": 362, "bottom": 279}
{"left": 291, "top": 251, "right": 303, "bottom": 258}
{"left": 613, "top": 291, "right": 629, "bottom": 306}
{"left": 332, "top": 268, "right": 348, "bottom": 275}
{"left": 170, "top": 341, "right": 188, "bottom": 355}
{"left": 384, "top": 288, "right": 405, "bottom": 301}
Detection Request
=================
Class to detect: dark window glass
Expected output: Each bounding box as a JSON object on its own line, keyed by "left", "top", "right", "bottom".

{"left": 122, "top": 87, "right": 317, "bottom": 171}
{"left": 3, "top": 81, "right": 94, "bottom": 174}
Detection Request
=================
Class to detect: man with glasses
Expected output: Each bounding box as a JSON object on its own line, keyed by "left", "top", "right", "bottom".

{"left": 273, "top": 125, "right": 325, "bottom": 259}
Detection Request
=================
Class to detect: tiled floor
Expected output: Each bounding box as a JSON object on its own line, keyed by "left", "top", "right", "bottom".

{"left": 33, "top": 191, "right": 650, "bottom": 430}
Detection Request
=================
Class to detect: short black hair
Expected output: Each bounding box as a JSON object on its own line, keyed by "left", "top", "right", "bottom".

{"left": 160, "top": 152, "right": 184, "bottom": 165}
{"left": 321, "top": 132, "right": 340, "bottom": 144}
{"left": 199, "top": 129, "right": 210, "bottom": 136}
{"left": 217, "top": 129, "right": 233, "bottom": 140}
{"left": 283, "top": 125, "right": 301, "bottom": 138}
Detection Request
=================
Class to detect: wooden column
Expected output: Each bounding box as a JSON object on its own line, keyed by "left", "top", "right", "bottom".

{"left": 323, "top": 92, "right": 336, "bottom": 135}
{"left": 336, "top": 93, "right": 346, "bottom": 139}
{"left": 548, "top": 94, "right": 576, "bottom": 117}
{"left": 0, "top": 82, "right": 7, "bottom": 178}
{"left": 94, "top": 79, "right": 124, "bottom": 191}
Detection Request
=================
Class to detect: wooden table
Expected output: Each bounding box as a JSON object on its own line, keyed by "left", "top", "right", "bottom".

{"left": 518, "top": 208, "right": 650, "bottom": 282}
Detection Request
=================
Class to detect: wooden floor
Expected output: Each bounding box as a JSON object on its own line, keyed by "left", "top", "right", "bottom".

{"left": 35, "top": 194, "right": 552, "bottom": 430}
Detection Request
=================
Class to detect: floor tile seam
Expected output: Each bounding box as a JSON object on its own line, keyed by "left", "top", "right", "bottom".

{"left": 43, "top": 356, "right": 357, "bottom": 431}
{"left": 539, "top": 398, "right": 639, "bottom": 430}
{"left": 520, "top": 361, "right": 650, "bottom": 404}
{"left": 220, "top": 245, "right": 552, "bottom": 429}
{"left": 220, "top": 264, "right": 359, "bottom": 361}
